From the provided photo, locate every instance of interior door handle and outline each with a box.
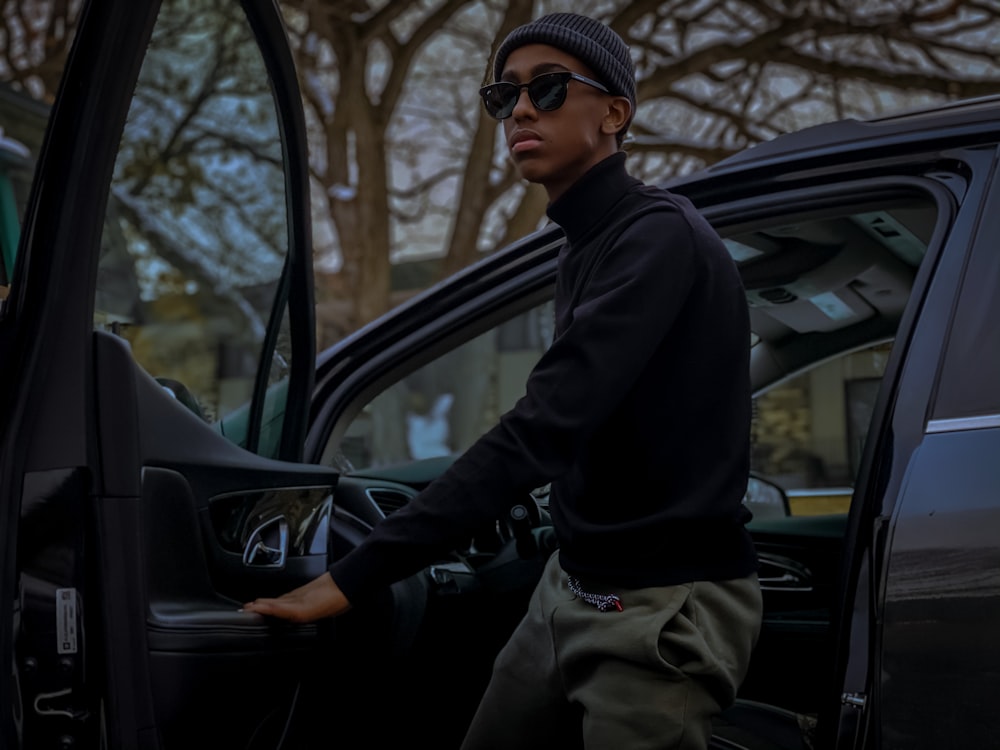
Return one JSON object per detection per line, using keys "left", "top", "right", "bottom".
{"left": 243, "top": 516, "right": 289, "bottom": 569}
{"left": 758, "top": 572, "right": 810, "bottom": 588}
{"left": 757, "top": 552, "right": 813, "bottom": 592}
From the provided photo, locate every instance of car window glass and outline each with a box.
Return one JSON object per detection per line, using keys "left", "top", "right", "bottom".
{"left": 0, "top": 130, "right": 31, "bottom": 298}
{"left": 931, "top": 178, "right": 1000, "bottom": 423}
{"left": 95, "top": 0, "right": 289, "bottom": 436}
{"left": 729, "top": 195, "right": 941, "bottom": 516}
{"left": 334, "top": 192, "right": 941, "bottom": 511}
{"left": 0, "top": 17, "right": 77, "bottom": 308}
{"left": 339, "top": 300, "right": 555, "bottom": 470}
{"left": 216, "top": 304, "right": 293, "bottom": 456}
{"left": 751, "top": 342, "right": 892, "bottom": 516}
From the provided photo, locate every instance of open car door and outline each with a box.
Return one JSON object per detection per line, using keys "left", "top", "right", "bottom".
{"left": 0, "top": 1, "right": 337, "bottom": 747}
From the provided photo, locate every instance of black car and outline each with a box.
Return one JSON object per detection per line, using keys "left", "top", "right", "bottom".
{"left": 2, "top": 1, "right": 999, "bottom": 748}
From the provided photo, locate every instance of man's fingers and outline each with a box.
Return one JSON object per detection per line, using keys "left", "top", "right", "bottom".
{"left": 242, "top": 599, "right": 281, "bottom": 615}
{"left": 241, "top": 573, "right": 350, "bottom": 623}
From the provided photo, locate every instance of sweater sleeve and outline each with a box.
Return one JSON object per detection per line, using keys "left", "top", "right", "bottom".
{"left": 329, "top": 208, "right": 699, "bottom": 603}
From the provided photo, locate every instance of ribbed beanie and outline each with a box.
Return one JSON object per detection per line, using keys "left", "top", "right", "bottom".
{"left": 492, "top": 13, "right": 636, "bottom": 119}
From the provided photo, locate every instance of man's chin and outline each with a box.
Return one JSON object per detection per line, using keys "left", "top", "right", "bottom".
{"left": 512, "top": 156, "right": 550, "bottom": 184}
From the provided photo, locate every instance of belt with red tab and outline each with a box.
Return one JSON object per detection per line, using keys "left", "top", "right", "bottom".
{"left": 567, "top": 575, "right": 623, "bottom": 612}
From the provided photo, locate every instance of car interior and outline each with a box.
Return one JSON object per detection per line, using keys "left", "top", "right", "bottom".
{"left": 295, "top": 188, "right": 945, "bottom": 748}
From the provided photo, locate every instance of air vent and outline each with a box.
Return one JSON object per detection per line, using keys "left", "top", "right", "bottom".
{"left": 759, "top": 287, "right": 798, "bottom": 304}
{"left": 365, "top": 488, "right": 412, "bottom": 516}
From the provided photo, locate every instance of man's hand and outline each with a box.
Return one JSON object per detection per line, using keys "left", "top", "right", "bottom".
{"left": 242, "top": 572, "right": 351, "bottom": 623}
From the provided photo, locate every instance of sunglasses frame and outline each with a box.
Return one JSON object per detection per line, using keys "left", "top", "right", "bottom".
{"left": 479, "top": 71, "right": 610, "bottom": 121}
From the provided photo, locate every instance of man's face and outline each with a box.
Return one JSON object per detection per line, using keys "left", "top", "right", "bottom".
{"left": 499, "top": 44, "right": 619, "bottom": 202}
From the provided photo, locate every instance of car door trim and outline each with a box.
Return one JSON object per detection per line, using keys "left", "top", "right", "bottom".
{"left": 926, "top": 413, "right": 1000, "bottom": 433}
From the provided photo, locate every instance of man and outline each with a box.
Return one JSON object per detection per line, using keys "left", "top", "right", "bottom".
{"left": 244, "top": 13, "right": 761, "bottom": 749}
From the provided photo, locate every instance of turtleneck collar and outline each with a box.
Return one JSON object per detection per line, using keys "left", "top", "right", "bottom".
{"left": 545, "top": 152, "right": 641, "bottom": 246}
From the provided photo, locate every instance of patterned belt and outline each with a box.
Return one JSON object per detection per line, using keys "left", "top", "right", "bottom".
{"left": 567, "top": 575, "right": 623, "bottom": 612}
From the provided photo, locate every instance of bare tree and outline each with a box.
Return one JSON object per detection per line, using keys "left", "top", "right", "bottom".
{"left": 277, "top": 0, "right": 1000, "bottom": 349}
{"left": 617, "top": 0, "right": 1000, "bottom": 178}
{"left": 0, "top": 0, "right": 81, "bottom": 100}
{"left": 0, "top": 0, "right": 297, "bottom": 419}
{"left": 278, "top": 0, "right": 519, "bottom": 343}
{"left": 2, "top": 0, "right": 1000, "bottom": 350}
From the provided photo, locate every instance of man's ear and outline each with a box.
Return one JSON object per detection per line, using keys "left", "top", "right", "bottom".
{"left": 601, "top": 97, "right": 632, "bottom": 137}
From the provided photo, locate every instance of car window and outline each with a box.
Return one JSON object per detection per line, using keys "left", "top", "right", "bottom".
{"left": 751, "top": 342, "right": 892, "bottom": 516}
{"left": 731, "top": 191, "right": 946, "bottom": 515}
{"left": 931, "top": 174, "right": 1000, "bottom": 425}
{"left": 340, "top": 300, "right": 555, "bottom": 470}
{"left": 95, "top": 0, "right": 290, "bottom": 434}
{"left": 0, "top": 130, "right": 30, "bottom": 298}
{"left": 0, "top": 23, "right": 76, "bottom": 307}
{"left": 331, "top": 191, "right": 942, "bottom": 512}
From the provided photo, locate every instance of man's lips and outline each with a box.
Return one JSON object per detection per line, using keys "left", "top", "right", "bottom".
{"left": 509, "top": 131, "right": 542, "bottom": 154}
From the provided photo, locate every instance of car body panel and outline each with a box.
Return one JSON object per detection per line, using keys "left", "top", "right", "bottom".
{"left": 880, "top": 429, "right": 1000, "bottom": 747}
{"left": 874, "top": 143, "right": 1000, "bottom": 747}
{"left": 823, "top": 145, "right": 1000, "bottom": 748}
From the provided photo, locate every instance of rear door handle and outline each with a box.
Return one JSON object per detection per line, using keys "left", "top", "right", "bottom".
{"left": 243, "top": 516, "right": 289, "bottom": 568}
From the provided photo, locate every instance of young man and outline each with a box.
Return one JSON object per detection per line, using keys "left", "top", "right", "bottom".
{"left": 244, "top": 12, "right": 761, "bottom": 749}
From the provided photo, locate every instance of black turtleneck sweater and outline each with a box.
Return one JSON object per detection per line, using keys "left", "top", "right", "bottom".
{"left": 329, "top": 152, "right": 757, "bottom": 602}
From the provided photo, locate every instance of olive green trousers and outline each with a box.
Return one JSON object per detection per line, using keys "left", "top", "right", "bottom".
{"left": 460, "top": 552, "right": 762, "bottom": 750}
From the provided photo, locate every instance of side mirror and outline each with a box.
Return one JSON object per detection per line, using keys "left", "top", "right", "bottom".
{"left": 744, "top": 474, "right": 791, "bottom": 519}
{"left": 156, "top": 377, "right": 207, "bottom": 421}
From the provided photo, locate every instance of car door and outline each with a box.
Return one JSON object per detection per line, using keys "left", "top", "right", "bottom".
{"left": 0, "top": 1, "right": 338, "bottom": 748}
{"left": 825, "top": 144, "right": 1000, "bottom": 749}
{"left": 847, "top": 144, "right": 1000, "bottom": 749}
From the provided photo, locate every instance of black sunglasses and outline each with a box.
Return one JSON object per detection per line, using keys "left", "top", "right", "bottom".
{"left": 479, "top": 71, "right": 610, "bottom": 120}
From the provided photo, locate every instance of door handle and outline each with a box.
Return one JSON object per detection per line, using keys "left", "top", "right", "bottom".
{"left": 757, "top": 552, "right": 813, "bottom": 592}
{"left": 242, "top": 516, "right": 289, "bottom": 568}
{"left": 758, "top": 571, "right": 810, "bottom": 588}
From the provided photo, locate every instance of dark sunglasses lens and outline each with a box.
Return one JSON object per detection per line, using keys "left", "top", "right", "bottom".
{"left": 482, "top": 83, "right": 517, "bottom": 119}
{"left": 480, "top": 73, "right": 571, "bottom": 119}
{"left": 529, "top": 75, "right": 568, "bottom": 111}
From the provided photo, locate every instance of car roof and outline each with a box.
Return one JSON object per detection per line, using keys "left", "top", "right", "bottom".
{"left": 663, "top": 94, "right": 1000, "bottom": 196}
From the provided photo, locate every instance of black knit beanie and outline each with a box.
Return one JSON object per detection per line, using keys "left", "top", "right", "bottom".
{"left": 492, "top": 13, "right": 636, "bottom": 119}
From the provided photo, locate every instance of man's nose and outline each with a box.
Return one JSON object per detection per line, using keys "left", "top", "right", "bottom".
{"left": 511, "top": 87, "right": 535, "bottom": 118}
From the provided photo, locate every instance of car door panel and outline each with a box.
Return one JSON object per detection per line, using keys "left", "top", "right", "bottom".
{"left": 15, "top": 468, "right": 92, "bottom": 746}
{"left": 95, "top": 331, "right": 336, "bottom": 595}
{"left": 142, "top": 467, "right": 331, "bottom": 630}
{"left": 873, "top": 151, "right": 1000, "bottom": 748}
{"left": 823, "top": 149, "right": 998, "bottom": 748}
{"left": 89, "top": 330, "right": 337, "bottom": 748}
{"left": 0, "top": 0, "right": 326, "bottom": 741}
{"left": 745, "top": 514, "right": 848, "bottom": 714}
{"left": 879, "top": 430, "right": 1000, "bottom": 748}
